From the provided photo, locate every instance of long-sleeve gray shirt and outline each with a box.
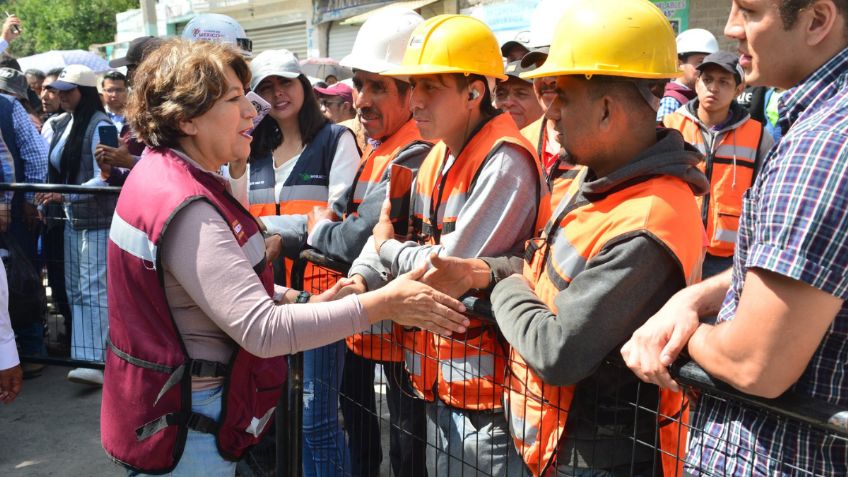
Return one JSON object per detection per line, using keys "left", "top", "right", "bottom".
{"left": 483, "top": 128, "right": 710, "bottom": 470}
{"left": 487, "top": 235, "right": 684, "bottom": 386}
{"left": 349, "top": 141, "right": 541, "bottom": 289}
{"left": 308, "top": 141, "right": 431, "bottom": 263}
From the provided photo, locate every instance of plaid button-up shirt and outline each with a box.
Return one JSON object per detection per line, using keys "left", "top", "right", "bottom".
{"left": 686, "top": 47, "right": 848, "bottom": 476}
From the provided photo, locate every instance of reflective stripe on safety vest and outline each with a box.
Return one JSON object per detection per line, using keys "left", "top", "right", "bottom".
{"left": 510, "top": 171, "right": 704, "bottom": 477}
{"left": 247, "top": 123, "right": 349, "bottom": 287}
{"left": 344, "top": 119, "right": 426, "bottom": 362}
{"left": 663, "top": 112, "right": 763, "bottom": 257}
{"left": 521, "top": 117, "right": 580, "bottom": 233}
{"left": 247, "top": 122, "right": 348, "bottom": 217}
{"left": 403, "top": 113, "right": 540, "bottom": 410}
{"left": 103, "top": 148, "right": 286, "bottom": 473}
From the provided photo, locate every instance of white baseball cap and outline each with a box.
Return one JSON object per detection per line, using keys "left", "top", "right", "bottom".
{"left": 249, "top": 49, "right": 301, "bottom": 91}
{"left": 47, "top": 64, "right": 98, "bottom": 90}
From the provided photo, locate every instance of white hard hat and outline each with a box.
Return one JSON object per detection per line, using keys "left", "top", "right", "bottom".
{"left": 528, "top": 0, "right": 578, "bottom": 49}
{"left": 182, "top": 13, "right": 252, "bottom": 57}
{"left": 676, "top": 28, "right": 719, "bottom": 57}
{"left": 339, "top": 7, "right": 424, "bottom": 74}
{"left": 519, "top": 0, "right": 578, "bottom": 68}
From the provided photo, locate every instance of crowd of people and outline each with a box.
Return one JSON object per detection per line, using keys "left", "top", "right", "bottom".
{"left": 0, "top": 0, "right": 847, "bottom": 476}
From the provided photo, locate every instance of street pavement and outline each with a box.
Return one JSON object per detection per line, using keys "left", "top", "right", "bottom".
{"left": 0, "top": 364, "right": 116, "bottom": 476}
{"left": 0, "top": 363, "right": 396, "bottom": 476}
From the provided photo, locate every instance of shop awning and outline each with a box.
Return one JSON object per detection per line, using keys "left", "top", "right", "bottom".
{"left": 340, "top": 0, "right": 439, "bottom": 25}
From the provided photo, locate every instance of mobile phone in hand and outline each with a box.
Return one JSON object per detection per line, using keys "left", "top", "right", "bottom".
{"left": 98, "top": 125, "right": 119, "bottom": 148}
{"left": 4, "top": 12, "right": 19, "bottom": 34}
{"left": 245, "top": 91, "right": 271, "bottom": 130}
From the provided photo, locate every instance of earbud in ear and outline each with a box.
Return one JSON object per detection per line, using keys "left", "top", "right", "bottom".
{"left": 469, "top": 89, "right": 480, "bottom": 100}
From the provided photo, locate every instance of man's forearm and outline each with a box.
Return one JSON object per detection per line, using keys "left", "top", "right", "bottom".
{"left": 692, "top": 266, "right": 733, "bottom": 318}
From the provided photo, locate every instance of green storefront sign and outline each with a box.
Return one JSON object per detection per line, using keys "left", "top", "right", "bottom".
{"left": 651, "top": 0, "right": 690, "bottom": 33}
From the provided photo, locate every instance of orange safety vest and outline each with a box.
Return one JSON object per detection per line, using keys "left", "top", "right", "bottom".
{"left": 344, "top": 119, "right": 428, "bottom": 362}
{"left": 521, "top": 117, "right": 580, "bottom": 224}
{"left": 663, "top": 112, "right": 763, "bottom": 257}
{"left": 510, "top": 170, "right": 704, "bottom": 477}
{"left": 398, "top": 113, "right": 540, "bottom": 410}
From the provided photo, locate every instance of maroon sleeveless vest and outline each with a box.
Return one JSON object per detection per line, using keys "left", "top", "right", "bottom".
{"left": 101, "top": 148, "right": 287, "bottom": 473}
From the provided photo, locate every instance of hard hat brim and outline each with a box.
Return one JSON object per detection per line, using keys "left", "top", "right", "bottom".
{"left": 339, "top": 54, "right": 398, "bottom": 76}
{"left": 382, "top": 63, "right": 507, "bottom": 81}
{"left": 522, "top": 64, "right": 681, "bottom": 80}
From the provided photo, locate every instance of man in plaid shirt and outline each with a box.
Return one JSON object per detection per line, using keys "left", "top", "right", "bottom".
{"left": 622, "top": 0, "right": 848, "bottom": 475}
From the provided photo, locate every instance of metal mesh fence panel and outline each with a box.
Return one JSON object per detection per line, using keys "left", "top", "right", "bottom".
{"left": 3, "top": 183, "right": 117, "bottom": 371}
{"left": 282, "top": 249, "right": 848, "bottom": 477}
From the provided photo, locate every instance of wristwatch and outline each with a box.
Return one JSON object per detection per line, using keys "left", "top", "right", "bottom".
{"left": 295, "top": 291, "right": 311, "bottom": 304}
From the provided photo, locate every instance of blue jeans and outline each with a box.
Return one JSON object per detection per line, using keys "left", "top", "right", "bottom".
{"left": 301, "top": 340, "right": 350, "bottom": 477}
{"left": 129, "top": 387, "right": 236, "bottom": 476}
{"left": 340, "top": 351, "right": 428, "bottom": 477}
{"left": 64, "top": 225, "right": 108, "bottom": 362}
{"left": 427, "top": 400, "right": 525, "bottom": 477}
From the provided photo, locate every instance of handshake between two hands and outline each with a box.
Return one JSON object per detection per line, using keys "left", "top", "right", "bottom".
{"left": 283, "top": 252, "right": 491, "bottom": 338}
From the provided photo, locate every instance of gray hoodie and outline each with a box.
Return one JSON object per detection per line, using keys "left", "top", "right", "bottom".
{"left": 486, "top": 129, "right": 708, "bottom": 471}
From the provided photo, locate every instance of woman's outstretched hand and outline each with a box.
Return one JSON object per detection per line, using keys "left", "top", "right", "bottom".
{"left": 360, "top": 262, "right": 469, "bottom": 337}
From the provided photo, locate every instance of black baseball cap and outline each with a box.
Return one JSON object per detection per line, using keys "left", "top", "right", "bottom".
{"left": 520, "top": 46, "right": 550, "bottom": 69}
{"left": 697, "top": 51, "right": 744, "bottom": 84}
{"left": 502, "top": 60, "right": 535, "bottom": 84}
{"left": 501, "top": 40, "right": 529, "bottom": 58}
{"left": 109, "top": 36, "right": 163, "bottom": 68}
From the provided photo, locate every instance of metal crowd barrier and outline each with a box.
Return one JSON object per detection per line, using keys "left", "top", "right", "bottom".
{"left": 281, "top": 249, "right": 848, "bottom": 477}
{"left": 0, "top": 182, "right": 120, "bottom": 371}
{"left": 8, "top": 177, "right": 842, "bottom": 477}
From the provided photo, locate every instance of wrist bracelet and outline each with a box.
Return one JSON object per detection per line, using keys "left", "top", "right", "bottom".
{"left": 483, "top": 266, "right": 497, "bottom": 295}
{"left": 295, "top": 290, "right": 311, "bottom": 304}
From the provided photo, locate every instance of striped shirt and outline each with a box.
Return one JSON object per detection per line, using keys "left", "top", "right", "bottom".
{"left": 0, "top": 130, "right": 14, "bottom": 204}
{"left": 686, "top": 47, "right": 848, "bottom": 476}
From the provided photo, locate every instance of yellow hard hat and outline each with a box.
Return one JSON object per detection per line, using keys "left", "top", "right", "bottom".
{"left": 382, "top": 14, "right": 507, "bottom": 80}
{"left": 523, "top": 0, "right": 680, "bottom": 80}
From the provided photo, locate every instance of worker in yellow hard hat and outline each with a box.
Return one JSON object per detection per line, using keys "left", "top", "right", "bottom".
{"left": 342, "top": 13, "right": 543, "bottom": 476}
{"left": 419, "top": 1, "right": 709, "bottom": 475}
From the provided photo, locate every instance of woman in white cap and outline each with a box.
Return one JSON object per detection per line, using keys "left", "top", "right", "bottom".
{"left": 226, "top": 49, "right": 359, "bottom": 477}
{"left": 35, "top": 64, "right": 118, "bottom": 385}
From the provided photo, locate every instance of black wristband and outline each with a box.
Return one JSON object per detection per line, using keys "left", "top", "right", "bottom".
{"left": 483, "top": 266, "right": 497, "bottom": 295}
{"left": 295, "top": 290, "right": 311, "bottom": 304}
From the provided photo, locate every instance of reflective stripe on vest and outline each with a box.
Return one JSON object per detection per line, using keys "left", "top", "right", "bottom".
{"left": 110, "top": 212, "right": 267, "bottom": 271}
{"left": 664, "top": 112, "right": 763, "bottom": 257}
{"left": 344, "top": 119, "right": 422, "bottom": 218}
{"left": 509, "top": 172, "right": 705, "bottom": 477}
{"left": 521, "top": 117, "right": 580, "bottom": 233}
{"left": 404, "top": 113, "right": 540, "bottom": 410}
{"left": 247, "top": 122, "right": 346, "bottom": 217}
{"left": 343, "top": 119, "right": 426, "bottom": 362}
{"left": 102, "top": 149, "right": 286, "bottom": 473}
